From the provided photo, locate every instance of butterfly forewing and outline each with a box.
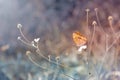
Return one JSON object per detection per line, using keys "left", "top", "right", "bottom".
{"left": 72, "top": 31, "right": 87, "bottom": 46}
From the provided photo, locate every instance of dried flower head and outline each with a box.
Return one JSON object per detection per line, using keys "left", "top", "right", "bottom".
{"left": 108, "top": 16, "right": 113, "bottom": 21}
{"left": 17, "top": 24, "right": 22, "bottom": 29}
{"left": 92, "top": 21, "right": 97, "bottom": 25}
{"left": 26, "top": 51, "right": 31, "bottom": 55}
{"left": 86, "top": 8, "right": 90, "bottom": 12}
{"left": 94, "top": 8, "right": 98, "bottom": 12}
{"left": 34, "top": 38, "right": 40, "bottom": 42}
{"left": 17, "top": 36, "right": 21, "bottom": 40}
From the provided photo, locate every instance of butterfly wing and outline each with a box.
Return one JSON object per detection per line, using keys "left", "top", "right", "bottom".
{"left": 72, "top": 31, "right": 87, "bottom": 46}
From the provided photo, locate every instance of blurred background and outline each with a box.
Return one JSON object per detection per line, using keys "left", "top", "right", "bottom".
{"left": 0, "top": 0, "right": 120, "bottom": 80}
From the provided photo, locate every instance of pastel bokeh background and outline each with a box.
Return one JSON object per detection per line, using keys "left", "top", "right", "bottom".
{"left": 0, "top": 0, "right": 120, "bottom": 80}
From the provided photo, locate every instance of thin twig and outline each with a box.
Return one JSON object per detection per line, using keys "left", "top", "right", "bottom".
{"left": 95, "top": 8, "right": 106, "bottom": 34}
{"left": 98, "top": 34, "right": 108, "bottom": 76}
{"left": 27, "top": 51, "right": 77, "bottom": 80}
{"left": 19, "top": 27, "right": 30, "bottom": 43}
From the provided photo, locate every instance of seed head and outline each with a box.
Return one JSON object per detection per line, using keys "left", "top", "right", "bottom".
{"left": 108, "top": 16, "right": 113, "bottom": 21}
{"left": 17, "top": 24, "right": 22, "bottom": 29}
{"left": 26, "top": 51, "right": 31, "bottom": 55}
{"left": 31, "top": 41, "right": 36, "bottom": 47}
{"left": 86, "top": 8, "right": 90, "bottom": 12}
{"left": 34, "top": 38, "right": 40, "bottom": 42}
{"left": 94, "top": 8, "right": 98, "bottom": 12}
{"left": 17, "top": 36, "right": 21, "bottom": 40}
{"left": 92, "top": 21, "right": 97, "bottom": 25}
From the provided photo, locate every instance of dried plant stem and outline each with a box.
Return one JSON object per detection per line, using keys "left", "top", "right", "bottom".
{"left": 19, "top": 30, "right": 72, "bottom": 71}
{"left": 109, "top": 21, "right": 115, "bottom": 33}
{"left": 85, "top": 9, "right": 99, "bottom": 80}
{"left": 105, "top": 71, "right": 120, "bottom": 79}
{"left": 28, "top": 73, "right": 32, "bottom": 80}
{"left": 17, "top": 25, "right": 77, "bottom": 80}
{"left": 18, "top": 37, "right": 33, "bottom": 47}
{"left": 26, "top": 52, "right": 78, "bottom": 80}
{"left": 88, "top": 21, "right": 96, "bottom": 56}
{"left": 90, "top": 21, "right": 99, "bottom": 80}
{"left": 86, "top": 21, "right": 99, "bottom": 80}
{"left": 19, "top": 27, "right": 30, "bottom": 43}
{"left": 36, "top": 48, "right": 69, "bottom": 69}
{"left": 85, "top": 9, "right": 92, "bottom": 78}
{"left": 108, "top": 16, "right": 115, "bottom": 34}
{"left": 107, "top": 34, "right": 120, "bottom": 51}
{"left": 98, "top": 34, "right": 108, "bottom": 77}
{"left": 18, "top": 27, "right": 62, "bottom": 67}
{"left": 86, "top": 9, "right": 90, "bottom": 28}
{"left": 89, "top": 21, "right": 96, "bottom": 53}
{"left": 108, "top": 33, "right": 120, "bottom": 70}
{"left": 113, "top": 32, "right": 120, "bottom": 70}
{"left": 26, "top": 52, "right": 47, "bottom": 70}
{"left": 63, "top": 74, "right": 77, "bottom": 80}
{"left": 95, "top": 8, "right": 106, "bottom": 34}
{"left": 99, "top": 32, "right": 120, "bottom": 75}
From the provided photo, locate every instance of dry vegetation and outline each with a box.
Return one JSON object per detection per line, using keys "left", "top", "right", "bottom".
{"left": 0, "top": 0, "right": 120, "bottom": 80}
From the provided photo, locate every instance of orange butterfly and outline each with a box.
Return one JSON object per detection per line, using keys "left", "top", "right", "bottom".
{"left": 72, "top": 31, "right": 87, "bottom": 47}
